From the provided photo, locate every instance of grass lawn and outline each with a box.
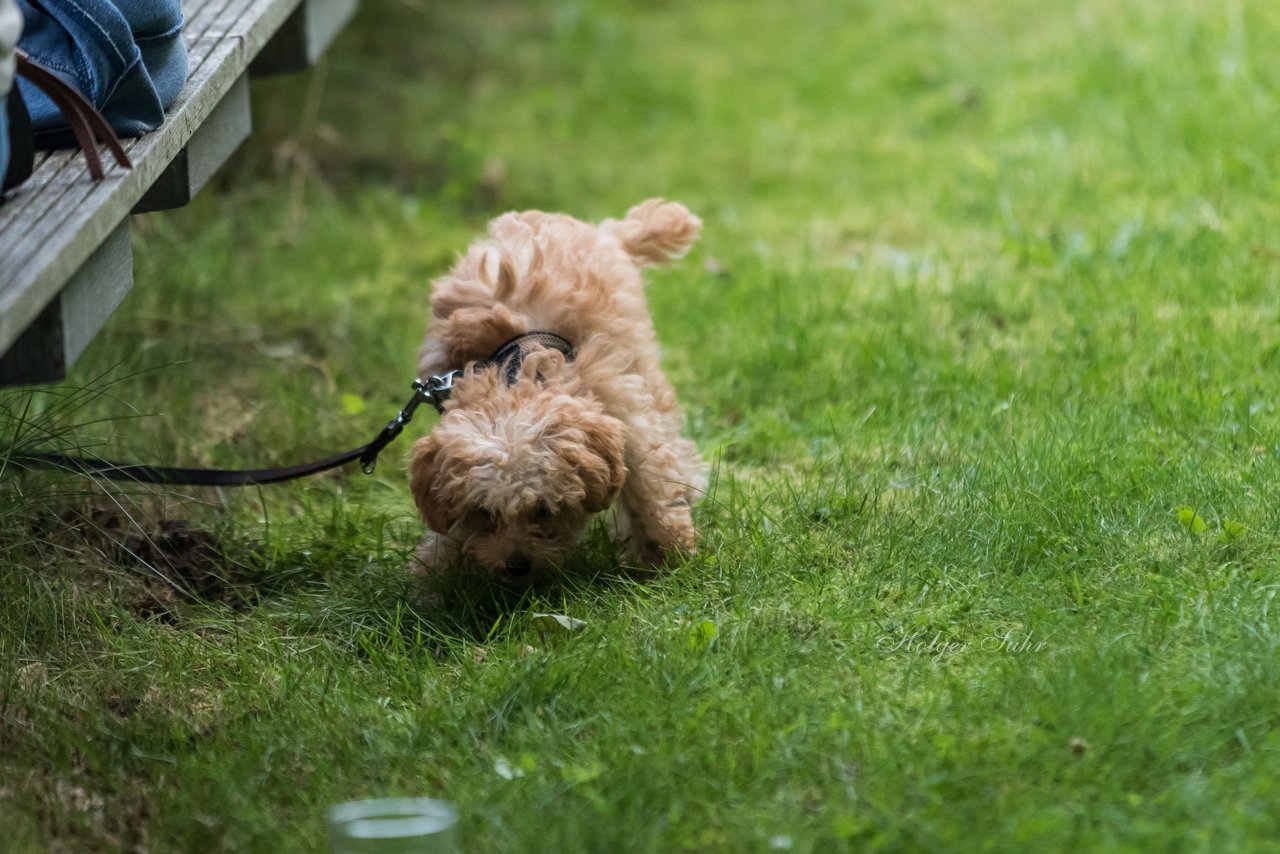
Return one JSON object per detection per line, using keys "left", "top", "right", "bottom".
{"left": 6, "top": 0, "right": 1280, "bottom": 849}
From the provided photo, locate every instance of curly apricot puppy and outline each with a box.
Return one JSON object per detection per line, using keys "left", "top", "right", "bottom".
{"left": 409, "top": 199, "right": 707, "bottom": 581}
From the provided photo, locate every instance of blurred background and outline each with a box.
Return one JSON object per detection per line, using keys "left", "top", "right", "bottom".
{"left": 8, "top": 1, "right": 1280, "bottom": 850}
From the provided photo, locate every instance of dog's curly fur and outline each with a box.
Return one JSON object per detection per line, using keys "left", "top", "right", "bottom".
{"left": 409, "top": 199, "right": 707, "bottom": 580}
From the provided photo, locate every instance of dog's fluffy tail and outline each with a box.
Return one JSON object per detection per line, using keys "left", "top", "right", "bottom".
{"left": 605, "top": 199, "right": 702, "bottom": 267}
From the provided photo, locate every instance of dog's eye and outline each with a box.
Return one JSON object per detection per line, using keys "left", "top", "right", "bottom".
{"left": 533, "top": 501, "right": 553, "bottom": 520}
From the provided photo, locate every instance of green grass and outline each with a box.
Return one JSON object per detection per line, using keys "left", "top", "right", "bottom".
{"left": 5, "top": 0, "right": 1280, "bottom": 849}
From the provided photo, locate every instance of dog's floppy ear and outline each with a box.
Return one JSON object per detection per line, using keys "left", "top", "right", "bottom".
{"left": 410, "top": 435, "right": 463, "bottom": 534}
{"left": 605, "top": 198, "right": 702, "bottom": 266}
{"left": 572, "top": 406, "right": 628, "bottom": 512}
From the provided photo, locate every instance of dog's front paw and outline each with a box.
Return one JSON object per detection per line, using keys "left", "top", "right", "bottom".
{"left": 409, "top": 531, "right": 460, "bottom": 576}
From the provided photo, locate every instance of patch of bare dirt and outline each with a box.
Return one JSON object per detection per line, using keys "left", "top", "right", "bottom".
{"left": 21, "top": 495, "right": 257, "bottom": 622}
{"left": 120, "top": 519, "right": 254, "bottom": 618}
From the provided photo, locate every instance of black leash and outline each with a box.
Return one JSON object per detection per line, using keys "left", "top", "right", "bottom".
{"left": 8, "top": 332, "right": 574, "bottom": 487}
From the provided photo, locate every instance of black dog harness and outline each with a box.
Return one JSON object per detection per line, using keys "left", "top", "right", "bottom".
{"left": 425, "top": 331, "right": 575, "bottom": 412}
{"left": 10, "top": 332, "right": 575, "bottom": 487}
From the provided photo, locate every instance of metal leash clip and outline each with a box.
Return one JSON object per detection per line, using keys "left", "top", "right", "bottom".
{"left": 421, "top": 370, "right": 462, "bottom": 408}
{"left": 359, "top": 372, "right": 461, "bottom": 474}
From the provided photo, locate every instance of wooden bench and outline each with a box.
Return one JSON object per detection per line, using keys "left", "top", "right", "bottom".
{"left": 0, "top": 0, "right": 358, "bottom": 386}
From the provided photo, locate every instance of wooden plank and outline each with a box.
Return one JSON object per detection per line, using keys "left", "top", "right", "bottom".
{"left": 251, "top": 0, "right": 358, "bottom": 76}
{"left": 0, "top": 221, "right": 133, "bottom": 386}
{"left": 0, "top": 0, "right": 309, "bottom": 360}
{"left": 134, "top": 73, "right": 252, "bottom": 213}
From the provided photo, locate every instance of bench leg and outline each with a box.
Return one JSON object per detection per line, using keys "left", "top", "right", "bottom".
{"left": 134, "top": 74, "right": 252, "bottom": 214}
{"left": 0, "top": 221, "right": 133, "bottom": 386}
{"left": 251, "top": 0, "right": 360, "bottom": 77}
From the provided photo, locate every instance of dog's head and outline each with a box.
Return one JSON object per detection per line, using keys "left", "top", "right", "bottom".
{"left": 409, "top": 352, "right": 627, "bottom": 581}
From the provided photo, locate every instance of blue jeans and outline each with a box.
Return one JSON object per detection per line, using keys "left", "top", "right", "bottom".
{"left": 16, "top": 0, "right": 186, "bottom": 139}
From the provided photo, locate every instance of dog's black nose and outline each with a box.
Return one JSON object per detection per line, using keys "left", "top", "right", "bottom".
{"left": 504, "top": 557, "right": 532, "bottom": 578}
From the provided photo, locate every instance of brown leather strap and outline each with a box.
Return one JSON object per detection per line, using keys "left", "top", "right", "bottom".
{"left": 14, "top": 48, "right": 132, "bottom": 180}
